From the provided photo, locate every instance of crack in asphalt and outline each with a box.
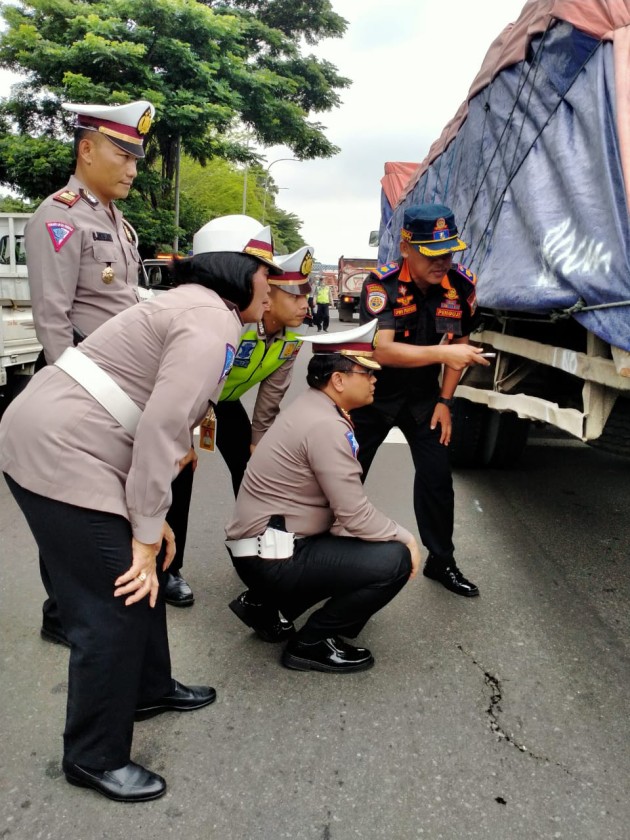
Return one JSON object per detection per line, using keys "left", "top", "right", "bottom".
{"left": 457, "top": 644, "right": 571, "bottom": 773}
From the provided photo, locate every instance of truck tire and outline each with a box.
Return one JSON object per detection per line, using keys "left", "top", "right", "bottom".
{"left": 338, "top": 305, "right": 354, "bottom": 323}
{"left": 449, "top": 398, "right": 489, "bottom": 468}
{"left": 589, "top": 397, "right": 630, "bottom": 459}
{"left": 481, "top": 410, "right": 530, "bottom": 468}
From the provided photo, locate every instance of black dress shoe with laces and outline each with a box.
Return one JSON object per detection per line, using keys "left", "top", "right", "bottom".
{"left": 135, "top": 679, "right": 216, "bottom": 721}
{"left": 63, "top": 760, "right": 166, "bottom": 802}
{"left": 229, "top": 590, "right": 295, "bottom": 643}
{"left": 423, "top": 555, "right": 479, "bottom": 597}
{"left": 163, "top": 572, "right": 194, "bottom": 607}
{"left": 40, "top": 620, "right": 70, "bottom": 648}
{"left": 282, "top": 636, "right": 375, "bottom": 673}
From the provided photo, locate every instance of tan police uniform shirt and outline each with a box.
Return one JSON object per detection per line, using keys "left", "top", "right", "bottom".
{"left": 0, "top": 285, "right": 241, "bottom": 544}
{"left": 225, "top": 387, "right": 413, "bottom": 544}
{"left": 250, "top": 347, "right": 296, "bottom": 445}
{"left": 25, "top": 174, "right": 141, "bottom": 364}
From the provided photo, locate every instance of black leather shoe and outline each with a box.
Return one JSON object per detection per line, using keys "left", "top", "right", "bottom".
{"left": 282, "top": 636, "right": 374, "bottom": 673}
{"left": 135, "top": 679, "right": 216, "bottom": 721}
{"left": 63, "top": 760, "right": 166, "bottom": 802}
{"left": 229, "top": 590, "right": 295, "bottom": 643}
{"left": 163, "top": 572, "right": 194, "bottom": 607}
{"left": 423, "top": 555, "right": 479, "bottom": 597}
{"left": 40, "top": 620, "right": 70, "bottom": 648}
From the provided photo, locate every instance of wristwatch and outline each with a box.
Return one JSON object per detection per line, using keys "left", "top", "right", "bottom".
{"left": 437, "top": 396, "right": 455, "bottom": 408}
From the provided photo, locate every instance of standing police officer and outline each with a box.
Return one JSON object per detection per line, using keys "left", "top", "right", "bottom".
{"left": 313, "top": 274, "right": 333, "bottom": 331}
{"left": 25, "top": 99, "right": 196, "bottom": 633}
{"left": 351, "top": 204, "right": 489, "bottom": 597}
{"left": 214, "top": 244, "right": 313, "bottom": 495}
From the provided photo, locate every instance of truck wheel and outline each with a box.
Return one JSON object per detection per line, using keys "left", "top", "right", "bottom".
{"left": 481, "top": 410, "right": 530, "bottom": 468}
{"left": 449, "top": 398, "right": 489, "bottom": 468}
{"left": 589, "top": 397, "right": 630, "bottom": 458}
{"left": 338, "top": 306, "right": 354, "bottom": 323}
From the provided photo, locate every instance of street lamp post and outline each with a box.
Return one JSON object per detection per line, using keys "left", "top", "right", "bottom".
{"left": 262, "top": 157, "right": 298, "bottom": 224}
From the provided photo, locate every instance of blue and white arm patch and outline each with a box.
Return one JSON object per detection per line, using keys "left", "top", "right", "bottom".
{"left": 345, "top": 429, "right": 359, "bottom": 458}
{"left": 220, "top": 344, "right": 236, "bottom": 381}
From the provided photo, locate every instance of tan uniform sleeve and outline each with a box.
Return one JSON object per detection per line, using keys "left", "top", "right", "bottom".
{"left": 307, "top": 417, "right": 412, "bottom": 544}
{"left": 25, "top": 204, "right": 82, "bottom": 364}
{"left": 126, "top": 307, "right": 239, "bottom": 543}
{"left": 250, "top": 357, "right": 296, "bottom": 444}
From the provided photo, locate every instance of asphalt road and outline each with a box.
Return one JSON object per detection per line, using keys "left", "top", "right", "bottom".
{"left": 1, "top": 310, "right": 629, "bottom": 840}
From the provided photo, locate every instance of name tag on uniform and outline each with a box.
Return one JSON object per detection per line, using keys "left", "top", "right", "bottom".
{"left": 199, "top": 407, "right": 217, "bottom": 453}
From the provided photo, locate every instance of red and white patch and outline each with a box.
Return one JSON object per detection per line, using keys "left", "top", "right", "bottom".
{"left": 46, "top": 222, "right": 75, "bottom": 253}
{"left": 367, "top": 290, "right": 387, "bottom": 314}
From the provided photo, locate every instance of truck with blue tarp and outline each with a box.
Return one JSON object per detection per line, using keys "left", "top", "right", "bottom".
{"left": 379, "top": 0, "right": 630, "bottom": 464}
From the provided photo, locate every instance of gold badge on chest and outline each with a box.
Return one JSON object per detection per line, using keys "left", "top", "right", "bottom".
{"left": 102, "top": 266, "right": 115, "bottom": 284}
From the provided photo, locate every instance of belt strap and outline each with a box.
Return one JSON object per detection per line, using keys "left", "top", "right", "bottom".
{"left": 54, "top": 347, "right": 142, "bottom": 436}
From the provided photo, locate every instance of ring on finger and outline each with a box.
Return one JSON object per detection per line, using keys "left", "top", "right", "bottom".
{"left": 137, "top": 571, "right": 147, "bottom": 582}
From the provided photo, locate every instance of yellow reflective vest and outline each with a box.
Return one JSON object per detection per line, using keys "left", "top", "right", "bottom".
{"left": 219, "top": 323, "right": 303, "bottom": 402}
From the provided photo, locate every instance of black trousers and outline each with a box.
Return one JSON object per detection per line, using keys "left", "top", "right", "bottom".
{"left": 215, "top": 399, "right": 251, "bottom": 496}
{"left": 6, "top": 475, "right": 172, "bottom": 769}
{"left": 40, "top": 461, "right": 195, "bottom": 627}
{"left": 315, "top": 303, "right": 330, "bottom": 331}
{"left": 351, "top": 403, "right": 455, "bottom": 561}
{"left": 232, "top": 534, "right": 411, "bottom": 641}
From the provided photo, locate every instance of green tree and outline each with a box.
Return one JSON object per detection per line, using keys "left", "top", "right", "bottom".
{"left": 0, "top": 0, "right": 348, "bottom": 251}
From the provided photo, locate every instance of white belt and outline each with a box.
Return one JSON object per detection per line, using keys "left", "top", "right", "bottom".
{"left": 54, "top": 347, "right": 142, "bottom": 437}
{"left": 226, "top": 528, "right": 295, "bottom": 559}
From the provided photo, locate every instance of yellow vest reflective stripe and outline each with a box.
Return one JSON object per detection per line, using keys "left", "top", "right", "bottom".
{"left": 315, "top": 286, "right": 331, "bottom": 303}
{"left": 219, "top": 326, "right": 303, "bottom": 402}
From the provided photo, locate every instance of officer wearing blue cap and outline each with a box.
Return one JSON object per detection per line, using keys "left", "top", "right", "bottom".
{"left": 351, "top": 204, "right": 490, "bottom": 597}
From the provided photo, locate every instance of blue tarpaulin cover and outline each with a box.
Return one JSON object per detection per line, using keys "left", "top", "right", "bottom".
{"left": 379, "top": 6, "right": 630, "bottom": 351}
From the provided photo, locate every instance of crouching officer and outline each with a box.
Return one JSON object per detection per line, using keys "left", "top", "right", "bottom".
{"left": 225, "top": 322, "right": 421, "bottom": 674}
{"left": 351, "top": 204, "right": 490, "bottom": 597}
{"left": 215, "top": 245, "right": 313, "bottom": 495}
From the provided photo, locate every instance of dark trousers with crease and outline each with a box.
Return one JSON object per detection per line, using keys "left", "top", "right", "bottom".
{"left": 215, "top": 399, "right": 252, "bottom": 497}
{"left": 351, "top": 402, "right": 455, "bottom": 562}
{"left": 5, "top": 474, "right": 172, "bottom": 769}
{"left": 232, "top": 534, "right": 411, "bottom": 641}
{"left": 40, "top": 462, "right": 194, "bottom": 629}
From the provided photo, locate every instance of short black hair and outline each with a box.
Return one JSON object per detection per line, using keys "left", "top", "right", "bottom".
{"left": 73, "top": 127, "right": 98, "bottom": 158}
{"left": 171, "top": 251, "right": 261, "bottom": 310}
{"left": 306, "top": 353, "right": 354, "bottom": 390}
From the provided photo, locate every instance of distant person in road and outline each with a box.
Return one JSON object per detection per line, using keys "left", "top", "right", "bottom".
{"left": 0, "top": 214, "right": 280, "bottom": 801}
{"left": 313, "top": 275, "right": 333, "bottom": 331}
{"left": 215, "top": 245, "right": 313, "bottom": 496}
{"left": 225, "top": 321, "right": 421, "bottom": 673}
{"left": 351, "top": 204, "right": 489, "bottom": 598}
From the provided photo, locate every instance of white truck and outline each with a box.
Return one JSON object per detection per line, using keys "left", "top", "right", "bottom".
{"left": 0, "top": 213, "right": 40, "bottom": 415}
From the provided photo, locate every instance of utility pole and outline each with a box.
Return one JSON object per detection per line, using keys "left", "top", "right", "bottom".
{"left": 173, "top": 135, "right": 181, "bottom": 254}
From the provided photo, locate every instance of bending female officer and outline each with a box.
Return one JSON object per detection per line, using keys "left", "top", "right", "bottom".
{"left": 0, "top": 214, "right": 280, "bottom": 803}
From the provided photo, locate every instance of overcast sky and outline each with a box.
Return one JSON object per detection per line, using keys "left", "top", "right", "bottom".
{"left": 265, "top": 0, "right": 529, "bottom": 263}
{"left": 0, "top": 0, "right": 528, "bottom": 263}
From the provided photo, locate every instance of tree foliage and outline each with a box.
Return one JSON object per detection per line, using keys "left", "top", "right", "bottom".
{"left": 0, "top": 0, "right": 348, "bottom": 252}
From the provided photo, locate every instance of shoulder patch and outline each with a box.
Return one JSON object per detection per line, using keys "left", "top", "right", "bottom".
{"left": 365, "top": 283, "right": 388, "bottom": 315}
{"left": 454, "top": 263, "right": 477, "bottom": 286}
{"left": 220, "top": 344, "right": 236, "bottom": 381}
{"left": 53, "top": 189, "right": 80, "bottom": 207}
{"left": 46, "top": 222, "right": 75, "bottom": 253}
{"left": 345, "top": 429, "right": 359, "bottom": 458}
{"left": 373, "top": 262, "right": 399, "bottom": 280}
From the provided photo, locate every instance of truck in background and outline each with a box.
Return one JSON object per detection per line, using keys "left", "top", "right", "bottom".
{"left": 379, "top": 1, "right": 630, "bottom": 466}
{"left": 336, "top": 256, "right": 378, "bottom": 322}
{"left": 0, "top": 213, "right": 40, "bottom": 415}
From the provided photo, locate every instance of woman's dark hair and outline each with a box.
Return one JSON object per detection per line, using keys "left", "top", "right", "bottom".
{"left": 171, "top": 251, "right": 262, "bottom": 311}
{"left": 306, "top": 353, "right": 354, "bottom": 390}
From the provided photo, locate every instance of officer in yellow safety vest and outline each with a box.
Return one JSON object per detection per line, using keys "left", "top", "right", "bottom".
{"left": 313, "top": 276, "right": 334, "bottom": 332}
{"left": 214, "top": 245, "right": 314, "bottom": 494}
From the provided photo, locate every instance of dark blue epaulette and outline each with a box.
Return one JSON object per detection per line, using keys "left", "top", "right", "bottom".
{"left": 372, "top": 262, "right": 399, "bottom": 280}
{"left": 453, "top": 263, "right": 477, "bottom": 286}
